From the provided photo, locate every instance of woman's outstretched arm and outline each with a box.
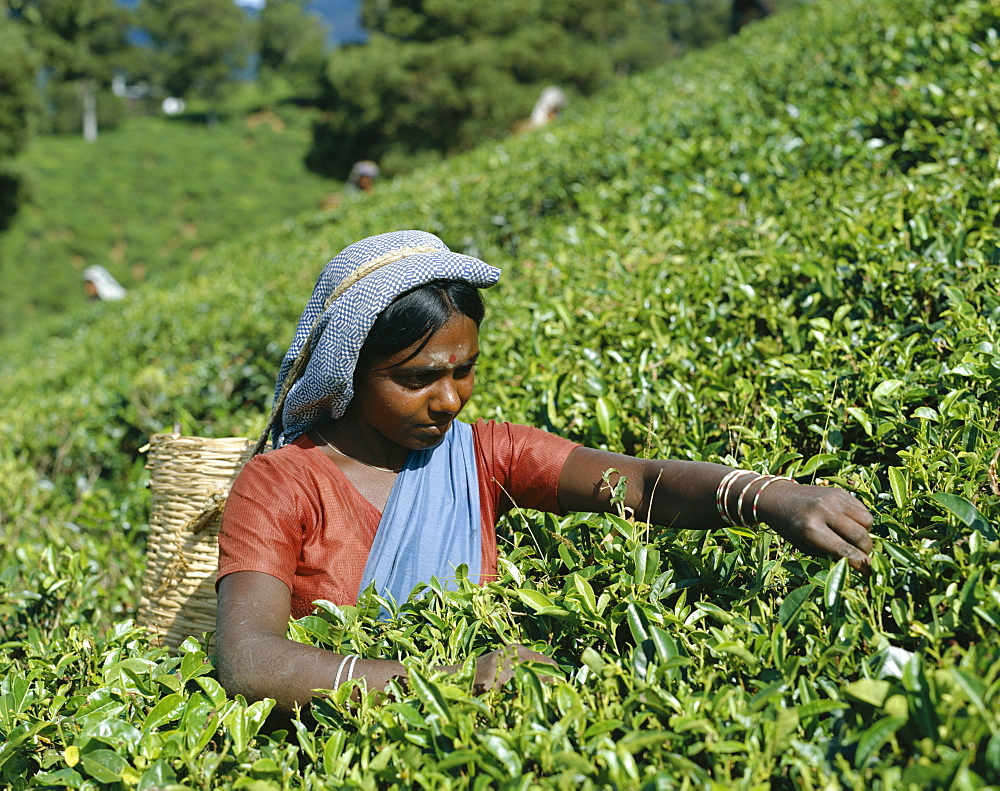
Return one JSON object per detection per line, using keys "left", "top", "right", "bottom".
{"left": 216, "top": 571, "right": 553, "bottom": 709}
{"left": 557, "top": 447, "right": 873, "bottom": 573}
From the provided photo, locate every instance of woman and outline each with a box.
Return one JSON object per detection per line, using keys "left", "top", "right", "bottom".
{"left": 216, "top": 230, "right": 873, "bottom": 710}
{"left": 82, "top": 265, "right": 127, "bottom": 302}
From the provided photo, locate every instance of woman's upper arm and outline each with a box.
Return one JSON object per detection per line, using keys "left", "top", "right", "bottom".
{"left": 216, "top": 570, "right": 292, "bottom": 642}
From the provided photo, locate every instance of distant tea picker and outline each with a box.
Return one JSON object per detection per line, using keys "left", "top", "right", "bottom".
{"left": 215, "top": 230, "right": 873, "bottom": 710}
{"left": 347, "top": 160, "right": 379, "bottom": 193}
{"left": 82, "top": 265, "right": 127, "bottom": 302}
{"left": 513, "top": 86, "right": 568, "bottom": 133}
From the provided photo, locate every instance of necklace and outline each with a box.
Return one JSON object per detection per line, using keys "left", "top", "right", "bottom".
{"left": 313, "top": 425, "right": 402, "bottom": 474}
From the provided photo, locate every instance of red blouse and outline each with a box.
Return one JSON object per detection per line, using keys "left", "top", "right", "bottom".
{"left": 217, "top": 419, "right": 578, "bottom": 618}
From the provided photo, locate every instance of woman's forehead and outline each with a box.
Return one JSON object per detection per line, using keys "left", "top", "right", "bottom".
{"left": 379, "top": 315, "right": 479, "bottom": 370}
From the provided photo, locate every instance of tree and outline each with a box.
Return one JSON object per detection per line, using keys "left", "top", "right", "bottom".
{"left": 139, "top": 0, "right": 253, "bottom": 121}
{"left": 0, "top": 15, "right": 38, "bottom": 229}
{"left": 307, "top": 0, "right": 678, "bottom": 178}
{"left": 9, "top": 0, "right": 131, "bottom": 142}
{"left": 731, "top": 0, "right": 774, "bottom": 34}
{"left": 258, "top": 0, "right": 328, "bottom": 101}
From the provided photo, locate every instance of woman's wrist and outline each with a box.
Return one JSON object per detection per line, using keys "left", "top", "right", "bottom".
{"left": 746, "top": 477, "right": 801, "bottom": 527}
{"left": 715, "top": 470, "right": 797, "bottom": 527}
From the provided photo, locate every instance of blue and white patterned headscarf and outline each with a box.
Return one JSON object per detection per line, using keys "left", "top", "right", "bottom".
{"left": 271, "top": 230, "right": 501, "bottom": 447}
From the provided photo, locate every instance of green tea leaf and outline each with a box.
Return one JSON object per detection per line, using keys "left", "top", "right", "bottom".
{"left": 571, "top": 574, "right": 598, "bottom": 615}
{"left": 778, "top": 584, "right": 815, "bottom": 629}
{"left": 713, "top": 641, "right": 758, "bottom": 666}
{"left": 949, "top": 667, "right": 987, "bottom": 713}
{"left": 843, "top": 679, "right": 891, "bottom": 707}
{"left": 480, "top": 733, "right": 522, "bottom": 776}
{"left": 929, "top": 493, "right": 996, "bottom": 537}
{"left": 595, "top": 396, "right": 614, "bottom": 438}
{"left": 79, "top": 749, "right": 129, "bottom": 783}
{"left": 323, "top": 732, "right": 347, "bottom": 777}
{"left": 887, "top": 467, "right": 908, "bottom": 509}
{"left": 580, "top": 647, "right": 607, "bottom": 674}
{"left": 824, "top": 558, "right": 849, "bottom": 611}
{"left": 855, "top": 716, "right": 905, "bottom": 767}
{"left": 142, "top": 694, "right": 184, "bottom": 733}
{"left": 626, "top": 603, "right": 651, "bottom": 643}
{"left": 409, "top": 670, "right": 451, "bottom": 721}
{"left": 873, "top": 379, "right": 904, "bottom": 402}
{"left": 516, "top": 588, "right": 569, "bottom": 615}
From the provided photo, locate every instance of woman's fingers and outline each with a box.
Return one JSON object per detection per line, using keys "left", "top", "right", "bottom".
{"left": 823, "top": 523, "right": 873, "bottom": 573}
{"left": 473, "top": 645, "right": 557, "bottom": 693}
{"left": 761, "top": 483, "right": 875, "bottom": 572}
{"left": 799, "top": 506, "right": 874, "bottom": 572}
{"left": 843, "top": 495, "right": 875, "bottom": 531}
{"left": 779, "top": 516, "right": 872, "bottom": 574}
{"left": 828, "top": 507, "right": 874, "bottom": 555}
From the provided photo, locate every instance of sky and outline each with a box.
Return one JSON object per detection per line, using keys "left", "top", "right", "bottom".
{"left": 235, "top": 0, "right": 368, "bottom": 46}
{"left": 307, "top": 0, "right": 367, "bottom": 45}
{"left": 119, "top": 0, "right": 367, "bottom": 46}
{"left": 228, "top": 0, "right": 369, "bottom": 45}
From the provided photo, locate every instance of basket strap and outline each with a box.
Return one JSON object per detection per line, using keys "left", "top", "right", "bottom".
{"left": 250, "top": 245, "right": 440, "bottom": 457}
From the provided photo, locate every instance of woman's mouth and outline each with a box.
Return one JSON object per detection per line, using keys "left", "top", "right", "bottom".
{"left": 421, "top": 419, "right": 453, "bottom": 435}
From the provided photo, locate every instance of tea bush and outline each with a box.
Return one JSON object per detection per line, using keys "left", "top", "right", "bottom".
{"left": 2, "top": 0, "right": 999, "bottom": 787}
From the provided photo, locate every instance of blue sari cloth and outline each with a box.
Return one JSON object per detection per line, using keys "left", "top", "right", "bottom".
{"left": 358, "top": 420, "right": 481, "bottom": 610}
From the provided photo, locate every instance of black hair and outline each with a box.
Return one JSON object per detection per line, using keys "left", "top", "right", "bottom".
{"left": 355, "top": 280, "right": 485, "bottom": 375}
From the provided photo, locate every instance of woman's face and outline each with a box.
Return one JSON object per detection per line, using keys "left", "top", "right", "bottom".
{"left": 348, "top": 313, "right": 479, "bottom": 451}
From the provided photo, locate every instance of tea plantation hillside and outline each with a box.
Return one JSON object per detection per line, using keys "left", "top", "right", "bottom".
{"left": 2, "top": 0, "right": 999, "bottom": 787}
{"left": 0, "top": 108, "right": 334, "bottom": 336}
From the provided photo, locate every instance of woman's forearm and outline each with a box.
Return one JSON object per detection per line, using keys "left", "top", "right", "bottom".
{"left": 558, "top": 447, "right": 872, "bottom": 571}
{"left": 627, "top": 459, "right": 735, "bottom": 530}
{"left": 215, "top": 631, "right": 558, "bottom": 709}
{"left": 216, "top": 629, "right": 406, "bottom": 710}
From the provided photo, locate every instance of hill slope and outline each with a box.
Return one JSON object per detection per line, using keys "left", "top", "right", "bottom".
{"left": 2, "top": 0, "right": 999, "bottom": 787}
{"left": 0, "top": 109, "right": 334, "bottom": 335}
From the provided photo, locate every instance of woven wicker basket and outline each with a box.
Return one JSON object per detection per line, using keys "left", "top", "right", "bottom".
{"left": 137, "top": 433, "right": 255, "bottom": 650}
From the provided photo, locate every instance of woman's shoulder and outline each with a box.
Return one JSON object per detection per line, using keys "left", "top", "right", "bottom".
{"left": 236, "top": 434, "right": 328, "bottom": 482}
{"left": 470, "top": 419, "right": 580, "bottom": 454}
{"left": 469, "top": 419, "right": 579, "bottom": 509}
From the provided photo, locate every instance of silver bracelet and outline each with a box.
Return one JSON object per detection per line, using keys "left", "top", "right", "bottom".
{"left": 736, "top": 474, "right": 772, "bottom": 526}
{"left": 345, "top": 655, "right": 359, "bottom": 685}
{"left": 333, "top": 654, "right": 351, "bottom": 689}
{"left": 717, "top": 469, "right": 754, "bottom": 525}
{"left": 751, "top": 476, "right": 794, "bottom": 524}
{"left": 724, "top": 471, "right": 759, "bottom": 526}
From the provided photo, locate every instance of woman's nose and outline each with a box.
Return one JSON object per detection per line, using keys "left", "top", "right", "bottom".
{"left": 430, "top": 378, "right": 462, "bottom": 415}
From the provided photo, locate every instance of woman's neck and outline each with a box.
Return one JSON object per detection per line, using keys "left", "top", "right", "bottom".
{"left": 314, "top": 418, "right": 409, "bottom": 473}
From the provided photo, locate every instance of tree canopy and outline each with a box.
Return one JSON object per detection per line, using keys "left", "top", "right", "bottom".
{"left": 8, "top": 0, "right": 131, "bottom": 140}
{"left": 10, "top": 0, "right": 130, "bottom": 82}
{"left": 258, "top": 0, "right": 329, "bottom": 101}
{"left": 0, "top": 16, "right": 38, "bottom": 229}
{"left": 307, "top": 0, "right": 680, "bottom": 178}
{"left": 138, "top": 0, "right": 252, "bottom": 111}
{"left": 0, "top": 17, "right": 37, "bottom": 160}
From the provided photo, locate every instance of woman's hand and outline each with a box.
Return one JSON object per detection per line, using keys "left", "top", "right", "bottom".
{"left": 754, "top": 480, "right": 874, "bottom": 573}
{"left": 472, "top": 644, "right": 559, "bottom": 694}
